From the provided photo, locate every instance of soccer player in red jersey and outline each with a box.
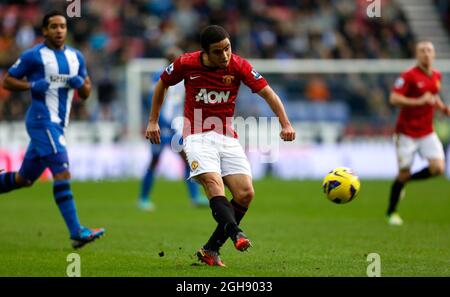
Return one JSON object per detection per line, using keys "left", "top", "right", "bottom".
{"left": 387, "top": 41, "right": 450, "bottom": 225}
{"left": 146, "top": 25, "right": 295, "bottom": 266}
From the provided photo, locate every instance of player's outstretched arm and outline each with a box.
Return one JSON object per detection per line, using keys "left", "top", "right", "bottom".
{"left": 389, "top": 91, "right": 435, "bottom": 107}
{"left": 145, "top": 79, "right": 169, "bottom": 144}
{"left": 2, "top": 73, "right": 33, "bottom": 91}
{"left": 257, "top": 85, "right": 296, "bottom": 142}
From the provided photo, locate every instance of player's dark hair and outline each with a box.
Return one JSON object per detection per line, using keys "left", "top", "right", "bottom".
{"left": 200, "top": 25, "right": 230, "bottom": 53}
{"left": 42, "top": 11, "right": 66, "bottom": 28}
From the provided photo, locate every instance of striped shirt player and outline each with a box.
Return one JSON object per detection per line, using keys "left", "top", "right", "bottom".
{"left": 1, "top": 11, "right": 104, "bottom": 248}
{"left": 9, "top": 43, "right": 85, "bottom": 156}
{"left": 386, "top": 41, "right": 450, "bottom": 226}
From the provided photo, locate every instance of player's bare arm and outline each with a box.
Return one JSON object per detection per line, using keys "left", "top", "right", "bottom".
{"left": 145, "top": 78, "right": 169, "bottom": 144}
{"left": 433, "top": 94, "right": 450, "bottom": 116}
{"left": 389, "top": 91, "right": 435, "bottom": 107}
{"left": 77, "top": 76, "right": 92, "bottom": 100}
{"left": 2, "top": 73, "right": 33, "bottom": 91}
{"left": 257, "top": 85, "right": 296, "bottom": 141}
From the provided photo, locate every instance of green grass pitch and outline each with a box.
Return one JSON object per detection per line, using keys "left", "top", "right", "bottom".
{"left": 0, "top": 178, "right": 449, "bottom": 276}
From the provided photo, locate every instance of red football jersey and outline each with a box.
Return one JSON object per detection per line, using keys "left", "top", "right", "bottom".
{"left": 160, "top": 51, "right": 268, "bottom": 138}
{"left": 392, "top": 66, "right": 442, "bottom": 138}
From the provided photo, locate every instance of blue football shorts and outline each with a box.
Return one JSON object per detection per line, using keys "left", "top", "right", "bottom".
{"left": 18, "top": 123, "right": 70, "bottom": 182}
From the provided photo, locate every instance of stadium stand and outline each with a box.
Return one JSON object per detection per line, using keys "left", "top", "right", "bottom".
{"left": 0, "top": 0, "right": 447, "bottom": 139}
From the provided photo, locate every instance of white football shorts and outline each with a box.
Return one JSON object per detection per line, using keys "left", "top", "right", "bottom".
{"left": 183, "top": 131, "right": 252, "bottom": 180}
{"left": 394, "top": 132, "right": 445, "bottom": 169}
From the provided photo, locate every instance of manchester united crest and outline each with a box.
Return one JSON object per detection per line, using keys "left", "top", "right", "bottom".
{"left": 222, "top": 75, "right": 234, "bottom": 85}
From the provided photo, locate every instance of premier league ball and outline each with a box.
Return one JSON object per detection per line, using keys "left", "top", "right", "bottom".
{"left": 322, "top": 167, "right": 361, "bottom": 204}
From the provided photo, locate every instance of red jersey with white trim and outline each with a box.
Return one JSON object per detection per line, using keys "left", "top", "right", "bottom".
{"left": 160, "top": 51, "right": 268, "bottom": 138}
{"left": 392, "top": 66, "right": 442, "bottom": 138}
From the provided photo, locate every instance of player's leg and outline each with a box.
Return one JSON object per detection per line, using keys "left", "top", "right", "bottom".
{"left": 0, "top": 170, "right": 28, "bottom": 194}
{"left": 195, "top": 172, "right": 230, "bottom": 267}
{"left": 411, "top": 132, "right": 446, "bottom": 180}
{"left": 138, "top": 143, "right": 162, "bottom": 210}
{"left": 387, "top": 168, "right": 409, "bottom": 222}
{"left": 427, "top": 158, "right": 445, "bottom": 176}
{"left": 203, "top": 135, "right": 254, "bottom": 252}
{"left": 204, "top": 174, "right": 254, "bottom": 252}
{"left": 0, "top": 145, "right": 45, "bottom": 193}
{"left": 195, "top": 172, "right": 243, "bottom": 266}
{"left": 407, "top": 159, "right": 445, "bottom": 182}
{"left": 0, "top": 170, "right": 23, "bottom": 193}
{"left": 224, "top": 174, "right": 254, "bottom": 251}
{"left": 178, "top": 149, "right": 208, "bottom": 207}
{"left": 196, "top": 172, "right": 242, "bottom": 239}
{"left": 45, "top": 152, "right": 104, "bottom": 248}
{"left": 184, "top": 132, "right": 238, "bottom": 266}
{"left": 223, "top": 174, "right": 254, "bottom": 210}
{"left": 387, "top": 134, "right": 416, "bottom": 225}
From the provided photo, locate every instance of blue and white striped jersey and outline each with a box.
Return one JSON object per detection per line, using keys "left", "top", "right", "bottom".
{"left": 8, "top": 43, "right": 88, "bottom": 128}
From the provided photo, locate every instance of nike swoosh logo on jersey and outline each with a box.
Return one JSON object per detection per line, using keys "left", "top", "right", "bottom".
{"left": 190, "top": 75, "right": 201, "bottom": 80}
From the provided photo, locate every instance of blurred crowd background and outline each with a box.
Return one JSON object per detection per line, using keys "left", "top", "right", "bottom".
{"left": 0, "top": 0, "right": 449, "bottom": 141}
